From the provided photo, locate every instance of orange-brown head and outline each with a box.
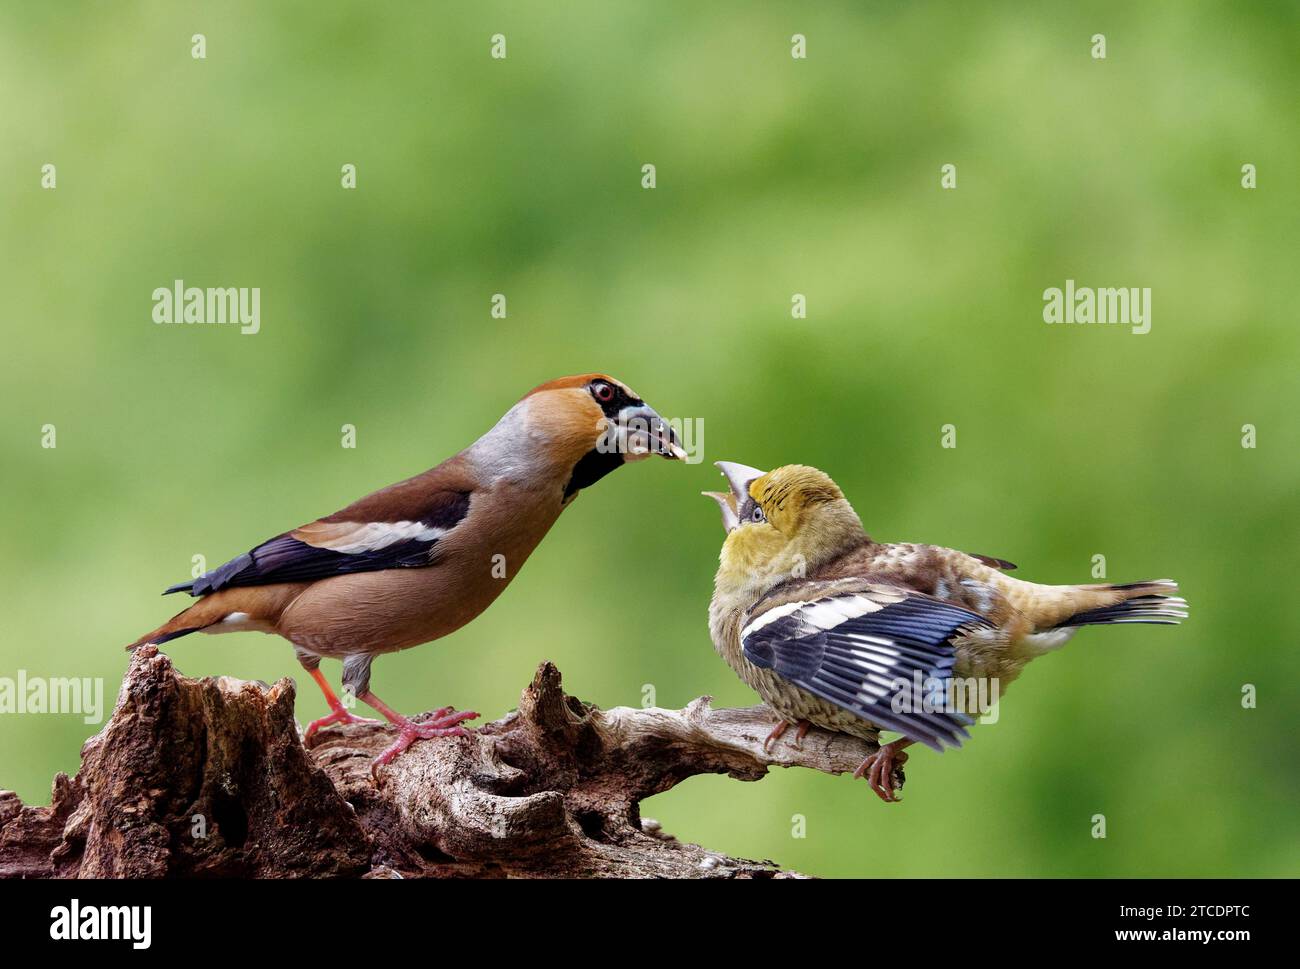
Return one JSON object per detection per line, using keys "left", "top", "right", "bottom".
{"left": 476, "top": 373, "right": 685, "bottom": 501}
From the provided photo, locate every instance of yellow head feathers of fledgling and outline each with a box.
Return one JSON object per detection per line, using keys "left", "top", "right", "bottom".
{"left": 751, "top": 465, "right": 867, "bottom": 561}
{"left": 716, "top": 464, "right": 868, "bottom": 600}
{"left": 749, "top": 465, "right": 848, "bottom": 533}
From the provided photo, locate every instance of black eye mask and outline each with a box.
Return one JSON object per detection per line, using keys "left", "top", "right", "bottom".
{"left": 589, "top": 381, "right": 641, "bottom": 419}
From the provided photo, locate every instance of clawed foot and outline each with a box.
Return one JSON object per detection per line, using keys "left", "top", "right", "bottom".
{"left": 370, "top": 707, "right": 479, "bottom": 776}
{"left": 854, "top": 741, "right": 909, "bottom": 803}
{"left": 304, "top": 707, "right": 382, "bottom": 740}
{"left": 792, "top": 720, "right": 811, "bottom": 749}
{"left": 763, "top": 719, "right": 813, "bottom": 753}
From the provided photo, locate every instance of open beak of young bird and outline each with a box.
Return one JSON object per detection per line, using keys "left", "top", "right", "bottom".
{"left": 610, "top": 404, "right": 688, "bottom": 462}
{"left": 701, "top": 491, "right": 739, "bottom": 532}
{"left": 703, "top": 461, "right": 768, "bottom": 532}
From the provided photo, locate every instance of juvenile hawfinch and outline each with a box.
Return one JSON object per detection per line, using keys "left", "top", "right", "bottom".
{"left": 705, "top": 462, "right": 1186, "bottom": 802}
{"left": 129, "top": 374, "right": 685, "bottom": 769}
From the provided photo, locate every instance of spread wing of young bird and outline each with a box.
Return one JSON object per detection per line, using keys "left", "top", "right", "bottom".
{"left": 706, "top": 461, "right": 1186, "bottom": 802}
{"left": 741, "top": 585, "right": 992, "bottom": 752}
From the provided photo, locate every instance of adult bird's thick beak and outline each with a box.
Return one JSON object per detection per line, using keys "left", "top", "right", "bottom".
{"left": 701, "top": 491, "right": 739, "bottom": 533}
{"left": 614, "top": 404, "right": 687, "bottom": 461}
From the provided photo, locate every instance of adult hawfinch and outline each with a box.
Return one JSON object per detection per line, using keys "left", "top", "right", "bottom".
{"left": 129, "top": 374, "right": 685, "bottom": 769}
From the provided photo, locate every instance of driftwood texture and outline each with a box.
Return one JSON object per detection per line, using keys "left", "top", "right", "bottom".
{"left": 0, "top": 645, "right": 889, "bottom": 878}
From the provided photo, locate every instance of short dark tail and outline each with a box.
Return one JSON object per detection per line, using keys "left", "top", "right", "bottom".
{"left": 1058, "top": 580, "right": 1187, "bottom": 628}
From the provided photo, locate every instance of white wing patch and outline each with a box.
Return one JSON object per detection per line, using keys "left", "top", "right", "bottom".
{"left": 744, "top": 595, "right": 918, "bottom": 708}
{"left": 315, "top": 521, "right": 449, "bottom": 554}
{"left": 741, "top": 593, "right": 887, "bottom": 641}
{"left": 741, "top": 600, "right": 811, "bottom": 636}
{"left": 740, "top": 590, "right": 988, "bottom": 752}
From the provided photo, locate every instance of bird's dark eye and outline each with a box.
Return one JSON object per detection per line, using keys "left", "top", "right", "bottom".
{"left": 751, "top": 506, "right": 765, "bottom": 523}
{"left": 591, "top": 381, "right": 615, "bottom": 403}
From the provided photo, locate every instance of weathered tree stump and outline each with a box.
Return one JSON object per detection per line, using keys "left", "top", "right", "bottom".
{"left": 0, "top": 646, "right": 885, "bottom": 878}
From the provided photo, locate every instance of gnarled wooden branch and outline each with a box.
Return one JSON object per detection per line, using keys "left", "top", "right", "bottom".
{"left": 0, "top": 646, "right": 886, "bottom": 878}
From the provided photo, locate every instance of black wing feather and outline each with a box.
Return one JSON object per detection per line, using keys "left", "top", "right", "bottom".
{"left": 165, "top": 533, "right": 441, "bottom": 596}
{"left": 163, "top": 491, "right": 472, "bottom": 596}
{"left": 742, "top": 593, "right": 991, "bottom": 752}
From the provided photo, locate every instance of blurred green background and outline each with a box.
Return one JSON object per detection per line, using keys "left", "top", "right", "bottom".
{"left": 2, "top": 1, "right": 1297, "bottom": 877}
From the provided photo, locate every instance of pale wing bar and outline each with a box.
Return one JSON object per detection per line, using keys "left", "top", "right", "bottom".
{"left": 742, "top": 593, "right": 992, "bottom": 752}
